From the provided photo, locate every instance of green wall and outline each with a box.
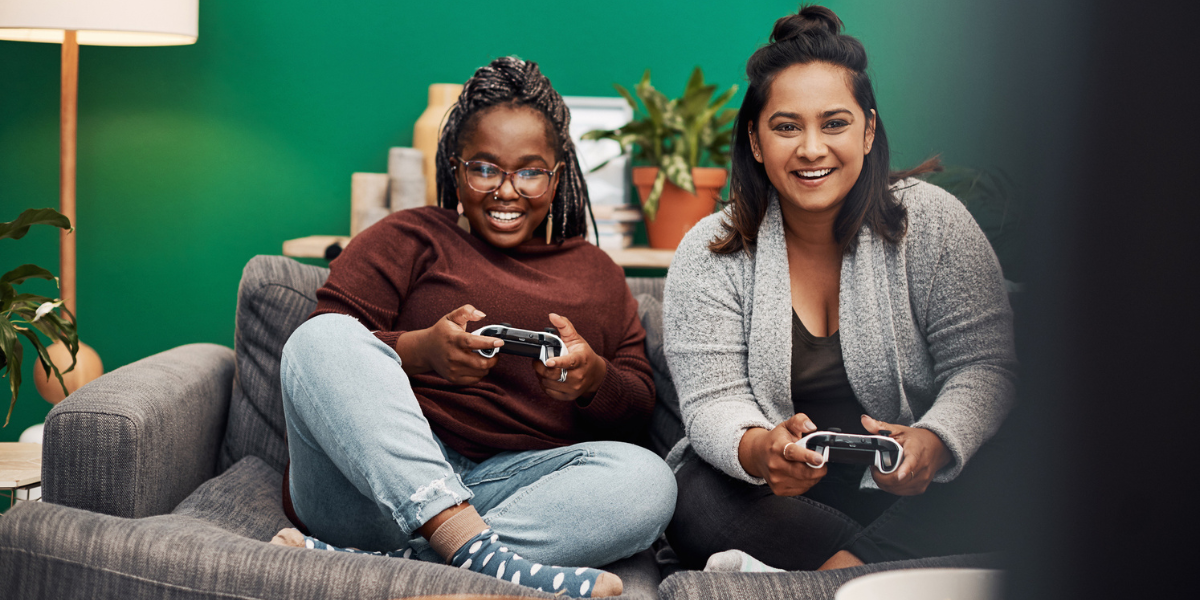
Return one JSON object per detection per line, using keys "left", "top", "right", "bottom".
{"left": 0, "top": 1, "right": 1017, "bottom": 440}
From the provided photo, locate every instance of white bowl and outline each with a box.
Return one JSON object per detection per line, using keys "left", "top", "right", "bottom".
{"left": 835, "top": 568, "right": 1003, "bottom": 600}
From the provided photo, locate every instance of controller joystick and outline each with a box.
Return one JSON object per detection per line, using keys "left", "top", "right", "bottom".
{"left": 827, "top": 427, "right": 842, "bottom": 433}
{"left": 471, "top": 323, "right": 567, "bottom": 366}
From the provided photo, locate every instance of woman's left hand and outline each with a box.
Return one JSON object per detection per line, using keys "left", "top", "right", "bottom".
{"left": 533, "top": 313, "right": 607, "bottom": 403}
{"left": 861, "top": 414, "right": 952, "bottom": 496}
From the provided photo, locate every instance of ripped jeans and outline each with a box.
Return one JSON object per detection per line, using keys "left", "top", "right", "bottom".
{"left": 280, "top": 313, "right": 676, "bottom": 567}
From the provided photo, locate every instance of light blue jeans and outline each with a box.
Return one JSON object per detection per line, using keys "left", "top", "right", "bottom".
{"left": 280, "top": 313, "right": 677, "bottom": 567}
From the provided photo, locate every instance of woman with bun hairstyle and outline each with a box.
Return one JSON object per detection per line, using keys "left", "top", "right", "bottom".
{"left": 663, "top": 6, "right": 1016, "bottom": 571}
{"left": 269, "top": 56, "right": 676, "bottom": 597}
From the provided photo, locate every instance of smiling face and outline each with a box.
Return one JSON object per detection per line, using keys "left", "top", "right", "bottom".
{"left": 750, "top": 61, "right": 875, "bottom": 218}
{"left": 455, "top": 105, "right": 561, "bottom": 248}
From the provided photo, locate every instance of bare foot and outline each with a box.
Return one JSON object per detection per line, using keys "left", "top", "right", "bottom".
{"left": 817, "top": 550, "right": 865, "bottom": 570}
{"left": 270, "top": 528, "right": 306, "bottom": 547}
{"left": 592, "top": 572, "right": 624, "bottom": 597}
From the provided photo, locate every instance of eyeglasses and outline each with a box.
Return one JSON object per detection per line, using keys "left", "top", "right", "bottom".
{"left": 454, "top": 158, "right": 561, "bottom": 199}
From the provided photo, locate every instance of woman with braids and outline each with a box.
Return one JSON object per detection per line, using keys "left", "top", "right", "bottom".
{"left": 268, "top": 57, "right": 675, "bottom": 598}
{"left": 662, "top": 5, "right": 1017, "bottom": 572}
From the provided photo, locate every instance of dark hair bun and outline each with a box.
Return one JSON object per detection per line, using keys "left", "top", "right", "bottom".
{"left": 771, "top": 4, "right": 844, "bottom": 43}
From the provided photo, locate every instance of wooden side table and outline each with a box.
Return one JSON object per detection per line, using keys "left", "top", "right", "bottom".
{"left": 0, "top": 442, "right": 42, "bottom": 509}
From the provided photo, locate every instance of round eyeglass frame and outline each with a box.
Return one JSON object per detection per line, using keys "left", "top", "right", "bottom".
{"left": 454, "top": 157, "right": 562, "bottom": 199}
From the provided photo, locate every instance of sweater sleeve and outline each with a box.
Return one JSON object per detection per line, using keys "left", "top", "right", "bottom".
{"left": 577, "top": 290, "right": 656, "bottom": 437}
{"left": 663, "top": 219, "right": 775, "bottom": 485}
{"left": 912, "top": 197, "right": 1018, "bottom": 482}
{"left": 309, "top": 216, "right": 423, "bottom": 349}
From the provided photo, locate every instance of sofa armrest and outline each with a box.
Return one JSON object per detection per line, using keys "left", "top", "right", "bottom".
{"left": 42, "top": 343, "right": 235, "bottom": 518}
{"left": 0, "top": 502, "right": 552, "bottom": 600}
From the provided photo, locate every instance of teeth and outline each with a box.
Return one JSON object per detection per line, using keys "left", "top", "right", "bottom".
{"left": 797, "top": 168, "right": 833, "bottom": 178}
{"left": 488, "top": 211, "right": 522, "bottom": 222}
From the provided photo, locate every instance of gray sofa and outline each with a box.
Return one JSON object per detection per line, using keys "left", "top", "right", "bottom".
{"left": 0, "top": 255, "right": 995, "bottom": 599}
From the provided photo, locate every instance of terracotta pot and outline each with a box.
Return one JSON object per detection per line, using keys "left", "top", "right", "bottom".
{"left": 633, "top": 166, "right": 727, "bottom": 250}
{"left": 33, "top": 340, "right": 103, "bottom": 404}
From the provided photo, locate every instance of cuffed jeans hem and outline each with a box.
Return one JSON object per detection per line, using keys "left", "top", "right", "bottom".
{"left": 392, "top": 472, "right": 474, "bottom": 535}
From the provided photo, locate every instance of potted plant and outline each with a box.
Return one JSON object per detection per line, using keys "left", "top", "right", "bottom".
{"left": 1, "top": 208, "right": 79, "bottom": 426}
{"left": 583, "top": 67, "right": 738, "bottom": 249}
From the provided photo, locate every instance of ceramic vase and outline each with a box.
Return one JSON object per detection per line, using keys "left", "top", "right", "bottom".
{"left": 413, "top": 84, "right": 463, "bottom": 206}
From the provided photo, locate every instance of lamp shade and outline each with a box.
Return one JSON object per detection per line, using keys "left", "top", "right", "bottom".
{"left": 0, "top": 0, "right": 197, "bottom": 46}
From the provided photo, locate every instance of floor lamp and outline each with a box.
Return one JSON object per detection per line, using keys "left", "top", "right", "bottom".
{"left": 0, "top": 1, "right": 198, "bottom": 403}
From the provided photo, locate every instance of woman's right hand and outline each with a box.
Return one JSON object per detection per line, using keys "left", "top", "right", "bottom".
{"left": 738, "top": 413, "right": 827, "bottom": 496}
{"left": 395, "top": 304, "right": 503, "bottom": 385}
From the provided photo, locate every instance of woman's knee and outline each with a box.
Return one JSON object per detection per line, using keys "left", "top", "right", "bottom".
{"left": 589, "top": 442, "right": 678, "bottom": 532}
{"left": 283, "top": 313, "right": 367, "bottom": 359}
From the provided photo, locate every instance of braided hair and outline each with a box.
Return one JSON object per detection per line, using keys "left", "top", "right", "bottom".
{"left": 435, "top": 56, "right": 594, "bottom": 243}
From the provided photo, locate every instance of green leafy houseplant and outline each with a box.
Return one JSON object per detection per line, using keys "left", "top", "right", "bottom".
{"left": 1, "top": 208, "right": 79, "bottom": 426}
{"left": 582, "top": 67, "right": 738, "bottom": 220}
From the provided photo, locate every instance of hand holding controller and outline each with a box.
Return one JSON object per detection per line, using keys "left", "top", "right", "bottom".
{"left": 472, "top": 323, "right": 567, "bottom": 366}
{"left": 797, "top": 428, "right": 905, "bottom": 474}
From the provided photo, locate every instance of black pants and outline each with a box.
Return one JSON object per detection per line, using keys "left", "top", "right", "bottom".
{"left": 666, "top": 437, "right": 1013, "bottom": 570}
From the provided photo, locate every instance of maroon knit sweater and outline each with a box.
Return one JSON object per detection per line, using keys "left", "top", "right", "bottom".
{"left": 309, "top": 206, "right": 655, "bottom": 460}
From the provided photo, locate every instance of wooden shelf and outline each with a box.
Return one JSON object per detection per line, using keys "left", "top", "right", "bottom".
{"left": 282, "top": 236, "right": 674, "bottom": 269}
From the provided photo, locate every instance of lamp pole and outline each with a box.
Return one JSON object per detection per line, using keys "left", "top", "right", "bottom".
{"left": 59, "top": 29, "right": 77, "bottom": 317}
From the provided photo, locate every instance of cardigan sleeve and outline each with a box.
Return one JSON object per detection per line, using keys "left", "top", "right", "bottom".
{"left": 664, "top": 218, "right": 775, "bottom": 485}
{"left": 912, "top": 196, "right": 1018, "bottom": 482}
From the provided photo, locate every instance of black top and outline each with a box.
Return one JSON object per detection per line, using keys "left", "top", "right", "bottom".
{"left": 790, "top": 309, "right": 868, "bottom": 435}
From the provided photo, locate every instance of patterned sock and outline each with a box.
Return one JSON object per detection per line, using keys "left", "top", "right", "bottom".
{"left": 298, "top": 535, "right": 415, "bottom": 558}
{"left": 704, "top": 549, "right": 784, "bottom": 573}
{"left": 449, "top": 528, "right": 619, "bottom": 597}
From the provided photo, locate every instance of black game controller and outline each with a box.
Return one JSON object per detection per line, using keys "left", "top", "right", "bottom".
{"left": 472, "top": 323, "right": 567, "bottom": 366}
{"left": 797, "top": 428, "right": 905, "bottom": 474}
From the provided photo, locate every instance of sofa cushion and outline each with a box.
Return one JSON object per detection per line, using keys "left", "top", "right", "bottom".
{"left": 637, "top": 293, "right": 684, "bottom": 458}
{"left": 171, "top": 455, "right": 292, "bottom": 541}
{"left": 218, "top": 255, "right": 330, "bottom": 473}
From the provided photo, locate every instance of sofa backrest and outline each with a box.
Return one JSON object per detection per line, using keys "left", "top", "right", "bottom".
{"left": 217, "top": 255, "right": 679, "bottom": 475}
{"left": 219, "top": 256, "right": 330, "bottom": 474}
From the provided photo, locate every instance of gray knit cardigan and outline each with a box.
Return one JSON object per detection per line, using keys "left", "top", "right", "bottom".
{"left": 662, "top": 179, "right": 1017, "bottom": 487}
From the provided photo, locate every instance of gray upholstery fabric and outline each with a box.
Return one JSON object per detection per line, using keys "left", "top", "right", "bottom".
{"left": 0, "top": 501, "right": 557, "bottom": 600}
{"left": 626, "top": 277, "right": 666, "bottom": 303}
{"left": 637, "top": 294, "right": 682, "bottom": 458}
{"left": 43, "top": 343, "right": 236, "bottom": 518}
{"left": 218, "top": 255, "right": 330, "bottom": 474}
{"left": 171, "top": 456, "right": 293, "bottom": 541}
{"left": 659, "top": 554, "right": 1001, "bottom": 600}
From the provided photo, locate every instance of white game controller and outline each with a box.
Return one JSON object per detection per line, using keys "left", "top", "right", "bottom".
{"left": 798, "top": 429, "right": 905, "bottom": 474}
{"left": 471, "top": 323, "right": 567, "bottom": 366}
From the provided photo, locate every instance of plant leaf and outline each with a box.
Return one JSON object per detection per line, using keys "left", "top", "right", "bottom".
{"left": 643, "top": 169, "right": 668, "bottom": 221}
{"left": 662, "top": 153, "right": 695, "bottom": 194}
{"left": 0, "top": 320, "right": 22, "bottom": 427}
{"left": 683, "top": 67, "right": 706, "bottom": 99}
{"left": 613, "top": 83, "right": 640, "bottom": 113}
{"left": 1, "top": 264, "right": 55, "bottom": 287}
{"left": 16, "top": 327, "right": 68, "bottom": 399}
{"left": 0, "top": 208, "right": 72, "bottom": 242}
